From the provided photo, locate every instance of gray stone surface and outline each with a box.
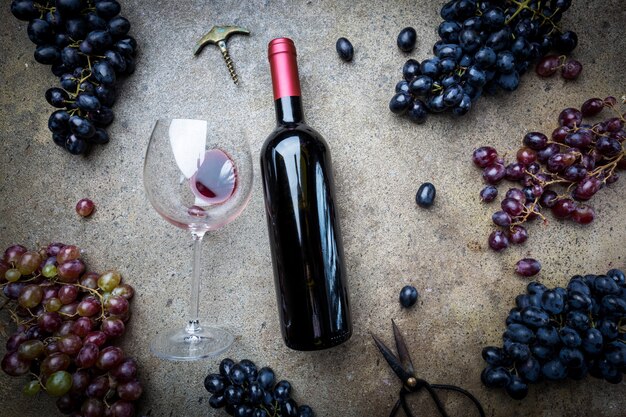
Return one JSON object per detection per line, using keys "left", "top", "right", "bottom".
{"left": 1, "top": 1, "right": 625, "bottom": 416}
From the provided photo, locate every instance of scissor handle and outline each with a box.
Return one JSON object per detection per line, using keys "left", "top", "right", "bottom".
{"left": 390, "top": 379, "right": 485, "bottom": 417}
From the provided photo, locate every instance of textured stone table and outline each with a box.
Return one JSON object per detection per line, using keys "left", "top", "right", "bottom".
{"left": 1, "top": 1, "right": 625, "bottom": 416}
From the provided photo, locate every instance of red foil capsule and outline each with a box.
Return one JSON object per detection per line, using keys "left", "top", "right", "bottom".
{"left": 268, "top": 38, "right": 301, "bottom": 100}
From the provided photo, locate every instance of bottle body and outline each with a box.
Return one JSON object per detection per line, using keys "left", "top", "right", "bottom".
{"left": 261, "top": 39, "right": 352, "bottom": 350}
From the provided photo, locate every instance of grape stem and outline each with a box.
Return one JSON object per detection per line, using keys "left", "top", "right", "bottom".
{"left": 510, "top": 197, "right": 546, "bottom": 227}
{"left": 29, "top": 372, "right": 45, "bottom": 389}
{"left": 73, "top": 282, "right": 107, "bottom": 319}
{"left": 8, "top": 308, "right": 36, "bottom": 328}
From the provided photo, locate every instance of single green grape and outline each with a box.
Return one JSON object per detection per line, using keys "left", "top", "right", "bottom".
{"left": 17, "top": 251, "right": 42, "bottom": 275}
{"left": 42, "top": 264, "right": 58, "bottom": 278}
{"left": 17, "top": 340, "right": 44, "bottom": 361}
{"left": 102, "top": 291, "right": 112, "bottom": 303}
{"left": 18, "top": 285, "right": 44, "bottom": 309}
{"left": 44, "top": 297, "right": 62, "bottom": 312}
{"left": 23, "top": 380, "right": 41, "bottom": 396}
{"left": 45, "top": 370, "right": 72, "bottom": 396}
{"left": 5, "top": 268, "right": 21, "bottom": 282}
{"left": 97, "top": 270, "right": 121, "bottom": 292}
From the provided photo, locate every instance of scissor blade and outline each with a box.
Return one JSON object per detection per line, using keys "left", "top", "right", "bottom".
{"left": 389, "top": 398, "right": 402, "bottom": 417}
{"left": 372, "top": 333, "right": 412, "bottom": 382}
{"left": 392, "top": 319, "right": 415, "bottom": 376}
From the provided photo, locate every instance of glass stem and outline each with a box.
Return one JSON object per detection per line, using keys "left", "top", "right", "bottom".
{"left": 187, "top": 231, "right": 206, "bottom": 334}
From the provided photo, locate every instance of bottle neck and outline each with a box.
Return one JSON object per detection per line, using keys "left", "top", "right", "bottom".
{"left": 268, "top": 38, "right": 303, "bottom": 126}
{"left": 275, "top": 96, "right": 305, "bottom": 125}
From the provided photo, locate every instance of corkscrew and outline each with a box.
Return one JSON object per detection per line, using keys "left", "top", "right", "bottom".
{"left": 194, "top": 25, "right": 250, "bottom": 85}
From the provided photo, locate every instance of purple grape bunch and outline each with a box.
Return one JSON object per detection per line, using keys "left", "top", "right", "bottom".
{"left": 473, "top": 97, "right": 626, "bottom": 254}
{"left": 10, "top": 0, "right": 137, "bottom": 155}
{"left": 1, "top": 243, "right": 142, "bottom": 417}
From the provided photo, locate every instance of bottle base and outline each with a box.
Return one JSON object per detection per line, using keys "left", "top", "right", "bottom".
{"left": 284, "top": 329, "right": 352, "bottom": 351}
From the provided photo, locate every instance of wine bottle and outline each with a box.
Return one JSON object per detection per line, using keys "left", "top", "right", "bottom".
{"left": 260, "top": 38, "right": 352, "bottom": 350}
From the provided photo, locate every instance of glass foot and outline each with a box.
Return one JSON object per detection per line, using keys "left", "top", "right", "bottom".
{"left": 150, "top": 321, "right": 234, "bottom": 361}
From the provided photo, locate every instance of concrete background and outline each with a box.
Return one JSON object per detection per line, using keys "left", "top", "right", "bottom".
{"left": 1, "top": 1, "right": 625, "bottom": 416}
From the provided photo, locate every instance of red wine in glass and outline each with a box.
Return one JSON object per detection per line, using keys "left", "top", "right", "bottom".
{"left": 190, "top": 149, "right": 237, "bottom": 205}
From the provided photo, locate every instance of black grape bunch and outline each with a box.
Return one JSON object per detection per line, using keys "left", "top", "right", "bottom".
{"left": 390, "top": 0, "right": 578, "bottom": 124}
{"left": 205, "top": 358, "right": 315, "bottom": 417}
{"left": 481, "top": 270, "right": 626, "bottom": 400}
{"left": 10, "top": 0, "right": 137, "bottom": 155}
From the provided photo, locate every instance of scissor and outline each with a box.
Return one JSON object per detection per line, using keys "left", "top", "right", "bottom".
{"left": 372, "top": 320, "right": 486, "bottom": 417}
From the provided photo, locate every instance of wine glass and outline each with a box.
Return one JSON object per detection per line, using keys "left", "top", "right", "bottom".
{"left": 143, "top": 118, "right": 253, "bottom": 360}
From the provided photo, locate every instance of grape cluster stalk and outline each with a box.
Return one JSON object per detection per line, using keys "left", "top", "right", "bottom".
{"left": 10, "top": 0, "right": 137, "bottom": 155}
{"left": 205, "top": 358, "right": 315, "bottom": 417}
{"left": 0, "top": 243, "right": 142, "bottom": 417}
{"left": 390, "top": 0, "right": 579, "bottom": 123}
{"left": 481, "top": 270, "right": 626, "bottom": 400}
{"left": 472, "top": 97, "right": 626, "bottom": 254}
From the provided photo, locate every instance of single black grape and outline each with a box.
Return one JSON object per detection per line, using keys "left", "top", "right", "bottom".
{"left": 69, "top": 116, "right": 96, "bottom": 139}
{"left": 95, "top": 1, "right": 122, "bottom": 20}
{"left": 204, "top": 373, "right": 226, "bottom": 394}
{"left": 399, "top": 285, "right": 418, "bottom": 308}
{"left": 89, "top": 128, "right": 110, "bottom": 145}
{"left": 86, "top": 30, "right": 114, "bottom": 54}
{"left": 108, "top": 16, "right": 131, "bottom": 37}
{"left": 407, "top": 99, "right": 428, "bottom": 124}
{"left": 65, "top": 18, "right": 88, "bottom": 40}
{"left": 45, "top": 88, "right": 69, "bottom": 108}
{"left": 27, "top": 19, "right": 53, "bottom": 45}
{"left": 11, "top": 0, "right": 39, "bottom": 21}
{"left": 335, "top": 37, "right": 354, "bottom": 62}
{"left": 34, "top": 45, "right": 60, "bottom": 65}
{"left": 61, "top": 46, "right": 85, "bottom": 69}
{"left": 209, "top": 393, "right": 227, "bottom": 409}
{"left": 88, "top": 106, "right": 115, "bottom": 127}
{"left": 65, "top": 134, "right": 87, "bottom": 155}
{"left": 76, "top": 94, "right": 102, "bottom": 112}
{"left": 397, "top": 27, "right": 417, "bottom": 52}
{"left": 239, "top": 359, "right": 258, "bottom": 382}
{"left": 389, "top": 93, "right": 412, "bottom": 115}
{"left": 220, "top": 358, "right": 236, "bottom": 378}
{"left": 257, "top": 367, "right": 275, "bottom": 390}
{"left": 273, "top": 380, "right": 291, "bottom": 401}
{"left": 224, "top": 385, "right": 245, "bottom": 406}
{"left": 298, "top": 405, "right": 315, "bottom": 417}
{"left": 86, "top": 12, "right": 108, "bottom": 31}
{"left": 415, "top": 182, "right": 436, "bottom": 208}
{"left": 48, "top": 110, "right": 71, "bottom": 134}
{"left": 229, "top": 364, "right": 246, "bottom": 386}
{"left": 402, "top": 59, "right": 421, "bottom": 81}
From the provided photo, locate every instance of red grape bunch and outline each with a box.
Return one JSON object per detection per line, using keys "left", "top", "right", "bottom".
{"left": 473, "top": 96, "right": 626, "bottom": 259}
{"left": 0, "top": 243, "right": 142, "bottom": 417}
{"left": 535, "top": 54, "right": 582, "bottom": 80}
